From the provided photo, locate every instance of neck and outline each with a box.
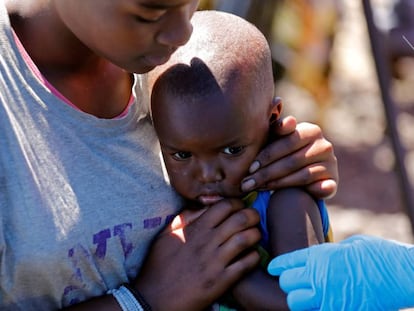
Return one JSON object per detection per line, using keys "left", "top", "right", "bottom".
{"left": 10, "top": 8, "right": 102, "bottom": 74}
{"left": 9, "top": 9, "right": 133, "bottom": 119}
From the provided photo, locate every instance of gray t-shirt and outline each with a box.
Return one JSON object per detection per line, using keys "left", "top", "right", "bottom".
{"left": 0, "top": 2, "right": 181, "bottom": 309}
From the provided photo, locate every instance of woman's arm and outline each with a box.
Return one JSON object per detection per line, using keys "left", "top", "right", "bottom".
{"left": 242, "top": 117, "right": 338, "bottom": 199}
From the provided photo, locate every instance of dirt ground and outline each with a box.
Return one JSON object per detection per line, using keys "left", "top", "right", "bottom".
{"left": 276, "top": 0, "right": 414, "bottom": 243}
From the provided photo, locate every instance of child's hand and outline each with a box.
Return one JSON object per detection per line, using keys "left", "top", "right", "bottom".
{"left": 134, "top": 199, "right": 261, "bottom": 311}
{"left": 268, "top": 235, "right": 414, "bottom": 311}
{"left": 242, "top": 116, "right": 338, "bottom": 199}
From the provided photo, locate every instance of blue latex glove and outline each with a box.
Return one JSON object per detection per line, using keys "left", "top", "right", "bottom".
{"left": 267, "top": 235, "right": 414, "bottom": 311}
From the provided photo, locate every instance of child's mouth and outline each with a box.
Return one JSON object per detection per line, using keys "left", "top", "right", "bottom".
{"left": 198, "top": 194, "right": 224, "bottom": 206}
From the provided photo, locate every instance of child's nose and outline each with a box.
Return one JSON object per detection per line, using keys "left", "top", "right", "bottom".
{"left": 198, "top": 161, "right": 224, "bottom": 183}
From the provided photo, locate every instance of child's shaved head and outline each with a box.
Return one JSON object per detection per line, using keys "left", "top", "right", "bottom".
{"left": 149, "top": 10, "right": 281, "bottom": 204}
{"left": 149, "top": 10, "right": 274, "bottom": 103}
{"left": 5, "top": 0, "right": 50, "bottom": 16}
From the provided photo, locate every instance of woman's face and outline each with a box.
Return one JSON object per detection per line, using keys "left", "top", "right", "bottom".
{"left": 52, "top": 0, "right": 199, "bottom": 73}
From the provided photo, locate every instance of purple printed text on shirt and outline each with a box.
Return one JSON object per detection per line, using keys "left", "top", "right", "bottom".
{"left": 114, "top": 223, "right": 133, "bottom": 257}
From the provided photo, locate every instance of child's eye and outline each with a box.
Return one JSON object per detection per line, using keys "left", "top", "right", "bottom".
{"left": 223, "top": 146, "right": 245, "bottom": 155}
{"left": 172, "top": 151, "right": 192, "bottom": 160}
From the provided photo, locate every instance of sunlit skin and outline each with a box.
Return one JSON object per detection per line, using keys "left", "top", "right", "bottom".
{"left": 3, "top": 1, "right": 338, "bottom": 310}
{"left": 152, "top": 64, "right": 281, "bottom": 208}
{"left": 169, "top": 209, "right": 205, "bottom": 243}
{"left": 155, "top": 63, "right": 280, "bottom": 245}
{"left": 9, "top": 0, "right": 338, "bottom": 187}
{"left": 149, "top": 11, "right": 328, "bottom": 310}
{"left": 40, "top": 0, "right": 199, "bottom": 73}
{"left": 9, "top": 0, "right": 200, "bottom": 117}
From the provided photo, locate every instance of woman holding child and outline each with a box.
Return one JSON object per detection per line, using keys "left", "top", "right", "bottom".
{"left": 1, "top": 0, "right": 337, "bottom": 310}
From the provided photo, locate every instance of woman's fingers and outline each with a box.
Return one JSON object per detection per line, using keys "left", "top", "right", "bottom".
{"left": 242, "top": 120, "right": 338, "bottom": 199}
{"left": 136, "top": 199, "right": 262, "bottom": 311}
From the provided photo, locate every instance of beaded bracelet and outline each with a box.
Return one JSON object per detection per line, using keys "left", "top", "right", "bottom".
{"left": 122, "top": 283, "right": 153, "bottom": 311}
{"left": 109, "top": 285, "right": 144, "bottom": 311}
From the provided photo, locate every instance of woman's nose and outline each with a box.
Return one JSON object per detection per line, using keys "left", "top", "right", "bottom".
{"left": 156, "top": 6, "right": 194, "bottom": 48}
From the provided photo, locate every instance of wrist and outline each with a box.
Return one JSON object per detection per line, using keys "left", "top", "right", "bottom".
{"left": 122, "top": 283, "right": 152, "bottom": 311}
{"left": 109, "top": 284, "right": 152, "bottom": 311}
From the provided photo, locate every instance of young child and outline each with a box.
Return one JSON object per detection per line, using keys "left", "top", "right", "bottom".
{"left": 149, "top": 10, "right": 332, "bottom": 310}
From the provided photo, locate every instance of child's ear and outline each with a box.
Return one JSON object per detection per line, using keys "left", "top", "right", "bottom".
{"left": 269, "top": 96, "right": 283, "bottom": 124}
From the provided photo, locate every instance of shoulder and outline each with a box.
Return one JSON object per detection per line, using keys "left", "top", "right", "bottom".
{"left": 269, "top": 187, "right": 316, "bottom": 208}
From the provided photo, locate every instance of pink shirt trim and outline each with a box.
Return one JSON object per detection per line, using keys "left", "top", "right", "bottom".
{"left": 12, "top": 30, "right": 134, "bottom": 119}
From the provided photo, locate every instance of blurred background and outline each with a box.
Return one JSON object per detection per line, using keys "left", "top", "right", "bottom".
{"left": 198, "top": 0, "right": 414, "bottom": 243}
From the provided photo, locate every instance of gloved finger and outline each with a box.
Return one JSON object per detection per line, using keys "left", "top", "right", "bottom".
{"left": 341, "top": 234, "right": 412, "bottom": 247}
{"left": 267, "top": 248, "right": 309, "bottom": 275}
{"left": 287, "top": 288, "right": 320, "bottom": 311}
{"left": 279, "top": 266, "right": 310, "bottom": 293}
{"left": 339, "top": 234, "right": 368, "bottom": 244}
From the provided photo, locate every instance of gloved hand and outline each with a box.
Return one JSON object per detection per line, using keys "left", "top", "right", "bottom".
{"left": 267, "top": 235, "right": 414, "bottom": 311}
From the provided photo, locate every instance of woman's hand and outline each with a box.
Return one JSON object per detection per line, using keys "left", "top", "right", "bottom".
{"left": 241, "top": 116, "right": 338, "bottom": 199}
{"left": 133, "top": 199, "right": 261, "bottom": 311}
